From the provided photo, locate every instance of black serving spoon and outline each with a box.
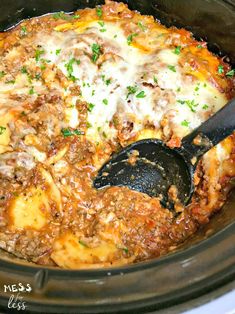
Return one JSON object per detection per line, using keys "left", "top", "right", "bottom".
{"left": 94, "top": 98, "right": 235, "bottom": 208}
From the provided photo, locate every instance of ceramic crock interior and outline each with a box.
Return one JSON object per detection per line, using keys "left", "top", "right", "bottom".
{"left": 0, "top": 0, "right": 234, "bottom": 266}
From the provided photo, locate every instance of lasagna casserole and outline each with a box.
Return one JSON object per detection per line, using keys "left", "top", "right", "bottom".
{"left": 0, "top": 0, "right": 234, "bottom": 268}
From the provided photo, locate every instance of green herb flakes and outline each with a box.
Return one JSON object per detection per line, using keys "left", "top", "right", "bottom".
{"left": 29, "top": 87, "right": 35, "bottom": 95}
{"left": 21, "top": 26, "right": 27, "bottom": 36}
{"left": 218, "top": 65, "right": 224, "bottom": 74}
{"left": 91, "top": 43, "right": 101, "bottom": 63}
{"left": 0, "top": 71, "right": 6, "bottom": 78}
{"left": 126, "top": 85, "right": 138, "bottom": 99}
{"left": 136, "top": 91, "right": 146, "bottom": 98}
{"left": 61, "top": 128, "right": 84, "bottom": 137}
{"left": 78, "top": 240, "right": 88, "bottom": 247}
{"left": 96, "top": 7, "right": 103, "bottom": 18}
{"left": 226, "top": 69, "right": 235, "bottom": 77}
{"left": 174, "top": 46, "right": 181, "bottom": 55}
{"left": 181, "top": 120, "right": 190, "bottom": 127}
{"left": 137, "top": 21, "right": 146, "bottom": 31}
{"left": 127, "top": 33, "right": 138, "bottom": 45}
{"left": 35, "top": 49, "right": 45, "bottom": 62}
{"left": 88, "top": 103, "right": 95, "bottom": 112}
{"left": 177, "top": 99, "right": 199, "bottom": 113}
{"left": 53, "top": 12, "right": 80, "bottom": 20}
{"left": 102, "top": 98, "right": 108, "bottom": 105}
{"left": 153, "top": 76, "right": 158, "bottom": 84}
{"left": 5, "top": 80, "right": 15, "bottom": 84}
{"left": 65, "top": 57, "right": 80, "bottom": 81}
{"left": 21, "top": 66, "right": 28, "bottom": 74}
{"left": 56, "top": 49, "right": 61, "bottom": 55}
{"left": 168, "top": 65, "right": 176, "bottom": 72}
{"left": 0, "top": 126, "right": 6, "bottom": 135}
{"left": 98, "top": 21, "right": 106, "bottom": 32}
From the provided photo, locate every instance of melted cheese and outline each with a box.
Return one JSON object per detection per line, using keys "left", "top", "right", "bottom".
{"left": 51, "top": 232, "right": 132, "bottom": 269}
{"left": 31, "top": 19, "right": 227, "bottom": 145}
{"left": 9, "top": 167, "right": 62, "bottom": 230}
{"left": 10, "top": 187, "right": 49, "bottom": 230}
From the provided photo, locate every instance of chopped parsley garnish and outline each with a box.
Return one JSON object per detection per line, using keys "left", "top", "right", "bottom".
{"left": 168, "top": 65, "right": 176, "bottom": 72}
{"left": 197, "top": 44, "right": 203, "bottom": 49}
{"left": 53, "top": 11, "right": 68, "bottom": 19}
{"left": 71, "top": 14, "right": 80, "bottom": 19}
{"left": 0, "top": 71, "right": 6, "bottom": 78}
{"left": 52, "top": 12, "right": 80, "bottom": 20}
{"left": 91, "top": 43, "right": 101, "bottom": 63}
{"left": 98, "top": 21, "right": 106, "bottom": 32}
{"left": 61, "top": 128, "right": 84, "bottom": 137}
{"left": 86, "top": 122, "right": 92, "bottom": 128}
{"left": 65, "top": 57, "right": 80, "bottom": 81}
{"left": 202, "top": 104, "right": 209, "bottom": 110}
{"left": 218, "top": 65, "right": 224, "bottom": 74}
{"left": 114, "top": 34, "right": 118, "bottom": 39}
{"left": 126, "top": 85, "right": 138, "bottom": 99}
{"left": 101, "top": 74, "right": 111, "bottom": 86}
{"left": 78, "top": 240, "right": 88, "bottom": 247}
{"left": 226, "top": 69, "right": 234, "bottom": 77}
{"left": 87, "top": 103, "right": 95, "bottom": 112}
{"left": 102, "top": 131, "right": 107, "bottom": 138}
{"left": 21, "top": 26, "right": 27, "bottom": 36}
{"left": 127, "top": 33, "right": 138, "bottom": 45}
{"left": 153, "top": 76, "right": 158, "bottom": 84}
{"left": 21, "top": 66, "right": 28, "bottom": 74}
{"left": 35, "top": 49, "right": 45, "bottom": 62}
{"left": 5, "top": 80, "right": 15, "bottom": 84}
{"left": 0, "top": 126, "right": 6, "bottom": 135}
{"left": 56, "top": 49, "right": 61, "bottom": 55}
{"left": 194, "top": 86, "right": 199, "bottom": 92}
{"left": 136, "top": 91, "right": 146, "bottom": 98}
{"left": 91, "top": 89, "right": 95, "bottom": 96}
{"left": 29, "top": 87, "right": 35, "bottom": 95}
{"left": 174, "top": 46, "right": 181, "bottom": 55}
{"left": 102, "top": 98, "right": 108, "bottom": 105}
{"left": 176, "top": 87, "right": 181, "bottom": 92}
{"left": 126, "top": 86, "right": 146, "bottom": 99}
{"left": 96, "top": 7, "right": 103, "bottom": 18}
{"left": 105, "top": 78, "right": 111, "bottom": 85}
{"left": 137, "top": 21, "right": 146, "bottom": 31}
{"left": 177, "top": 99, "right": 199, "bottom": 113}
{"left": 122, "top": 247, "right": 129, "bottom": 253}
{"left": 181, "top": 120, "right": 190, "bottom": 127}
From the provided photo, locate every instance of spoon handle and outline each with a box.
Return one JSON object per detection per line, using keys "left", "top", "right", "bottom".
{"left": 181, "top": 98, "right": 235, "bottom": 161}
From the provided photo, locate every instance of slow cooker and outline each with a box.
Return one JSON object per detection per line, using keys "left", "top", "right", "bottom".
{"left": 0, "top": 0, "right": 234, "bottom": 313}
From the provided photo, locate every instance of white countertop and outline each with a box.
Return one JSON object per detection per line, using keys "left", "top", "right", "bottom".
{"left": 184, "top": 289, "right": 235, "bottom": 314}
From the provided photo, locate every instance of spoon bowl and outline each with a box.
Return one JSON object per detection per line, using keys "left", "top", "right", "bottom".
{"left": 94, "top": 139, "right": 194, "bottom": 207}
{"left": 94, "top": 98, "right": 235, "bottom": 209}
